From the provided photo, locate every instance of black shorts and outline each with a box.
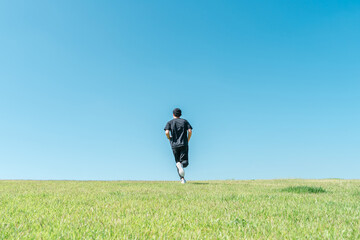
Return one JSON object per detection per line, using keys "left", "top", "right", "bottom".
{"left": 172, "top": 145, "right": 188, "bottom": 164}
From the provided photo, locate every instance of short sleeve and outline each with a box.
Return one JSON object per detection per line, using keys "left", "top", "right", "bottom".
{"left": 186, "top": 121, "right": 193, "bottom": 130}
{"left": 164, "top": 121, "right": 171, "bottom": 131}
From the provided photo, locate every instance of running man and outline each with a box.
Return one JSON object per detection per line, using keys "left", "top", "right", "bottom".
{"left": 164, "top": 108, "right": 193, "bottom": 184}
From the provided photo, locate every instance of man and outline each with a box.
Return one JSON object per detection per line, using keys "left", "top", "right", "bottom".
{"left": 164, "top": 108, "right": 193, "bottom": 184}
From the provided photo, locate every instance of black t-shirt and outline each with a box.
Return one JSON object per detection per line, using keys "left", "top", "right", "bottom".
{"left": 164, "top": 118, "right": 193, "bottom": 148}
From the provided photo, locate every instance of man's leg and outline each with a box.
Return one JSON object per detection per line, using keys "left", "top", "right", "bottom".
{"left": 176, "top": 162, "right": 184, "bottom": 179}
{"left": 172, "top": 147, "right": 184, "bottom": 179}
{"left": 180, "top": 145, "right": 189, "bottom": 168}
{"left": 179, "top": 146, "right": 189, "bottom": 183}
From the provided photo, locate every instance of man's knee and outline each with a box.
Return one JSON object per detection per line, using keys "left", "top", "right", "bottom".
{"left": 182, "top": 160, "right": 189, "bottom": 168}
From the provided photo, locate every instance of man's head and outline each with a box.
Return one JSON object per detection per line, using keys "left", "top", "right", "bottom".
{"left": 173, "top": 108, "right": 182, "bottom": 118}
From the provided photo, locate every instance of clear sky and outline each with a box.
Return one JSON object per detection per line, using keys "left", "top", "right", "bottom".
{"left": 0, "top": 0, "right": 359, "bottom": 180}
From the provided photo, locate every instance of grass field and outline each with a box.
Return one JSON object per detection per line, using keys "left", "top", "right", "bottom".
{"left": 1, "top": 179, "right": 359, "bottom": 239}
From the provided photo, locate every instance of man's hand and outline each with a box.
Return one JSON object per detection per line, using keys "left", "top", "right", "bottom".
{"left": 188, "top": 129, "right": 192, "bottom": 142}
{"left": 165, "top": 130, "right": 171, "bottom": 140}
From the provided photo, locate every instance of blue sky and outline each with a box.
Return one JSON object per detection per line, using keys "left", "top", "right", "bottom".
{"left": 0, "top": 0, "right": 359, "bottom": 180}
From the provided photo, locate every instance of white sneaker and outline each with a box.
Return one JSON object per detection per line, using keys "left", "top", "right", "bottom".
{"left": 176, "top": 162, "right": 185, "bottom": 177}
{"left": 181, "top": 178, "right": 186, "bottom": 184}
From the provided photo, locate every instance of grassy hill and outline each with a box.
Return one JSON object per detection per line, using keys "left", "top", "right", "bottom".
{"left": 1, "top": 179, "right": 359, "bottom": 239}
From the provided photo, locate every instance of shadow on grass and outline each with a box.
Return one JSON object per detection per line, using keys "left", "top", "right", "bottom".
{"left": 281, "top": 186, "right": 326, "bottom": 194}
{"left": 189, "top": 182, "right": 210, "bottom": 185}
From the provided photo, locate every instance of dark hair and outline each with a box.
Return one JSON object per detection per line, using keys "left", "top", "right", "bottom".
{"left": 173, "top": 108, "right": 182, "bottom": 117}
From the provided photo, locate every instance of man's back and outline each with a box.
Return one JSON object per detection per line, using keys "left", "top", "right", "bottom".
{"left": 164, "top": 118, "right": 192, "bottom": 148}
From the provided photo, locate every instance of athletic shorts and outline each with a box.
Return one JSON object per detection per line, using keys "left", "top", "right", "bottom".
{"left": 172, "top": 145, "right": 188, "bottom": 164}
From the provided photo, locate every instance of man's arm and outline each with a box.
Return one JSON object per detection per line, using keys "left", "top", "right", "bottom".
{"left": 165, "top": 130, "right": 171, "bottom": 140}
{"left": 187, "top": 129, "right": 192, "bottom": 142}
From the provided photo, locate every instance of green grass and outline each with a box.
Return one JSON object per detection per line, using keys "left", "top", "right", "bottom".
{"left": 1, "top": 179, "right": 359, "bottom": 239}
{"left": 281, "top": 186, "right": 326, "bottom": 194}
